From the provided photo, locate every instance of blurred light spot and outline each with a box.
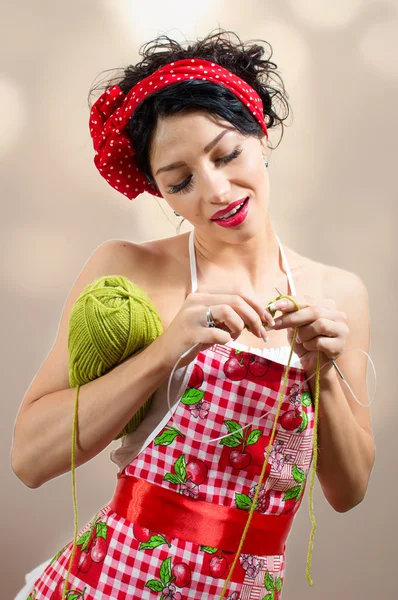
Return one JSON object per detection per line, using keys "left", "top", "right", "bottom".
{"left": 0, "top": 76, "right": 26, "bottom": 159}
{"left": 359, "top": 19, "right": 398, "bottom": 78}
{"left": 5, "top": 226, "right": 76, "bottom": 298}
{"left": 101, "top": 0, "right": 212, "bottom": 45}
{"left": 250, "top": 19, "right": 309, "bottom": 89}
{"left": 287, "top": 0, "right": 364, "bottom": 29}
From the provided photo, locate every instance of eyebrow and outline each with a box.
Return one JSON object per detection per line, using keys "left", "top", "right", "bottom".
{"left": 155, "top": 130, "right": 230, "bottom": 176}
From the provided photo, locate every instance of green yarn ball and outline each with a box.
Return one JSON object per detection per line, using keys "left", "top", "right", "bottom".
{"left": 68, "top": 275, "right": 163, "bottom": 439}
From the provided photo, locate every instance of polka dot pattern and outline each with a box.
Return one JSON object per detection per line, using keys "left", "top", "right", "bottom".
{"left": 89, "top": 58, "right": 269, "bottom": 201}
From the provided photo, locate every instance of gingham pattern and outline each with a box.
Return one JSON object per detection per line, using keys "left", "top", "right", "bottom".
{"left": 28, "top": 344, "right": 314, "bottom": 599}
{"left": 30, "top": 504, "right": 286, "bottom": 599}
{"left": 125, "top": 344, "right": 314, "bottom": 515}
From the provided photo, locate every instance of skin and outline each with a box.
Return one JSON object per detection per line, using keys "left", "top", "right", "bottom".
{"left": 142, "top": 110, "right": 375, "bottom": 512}
{"left": 150, "top": 111, "right": 278, "bottom": 291}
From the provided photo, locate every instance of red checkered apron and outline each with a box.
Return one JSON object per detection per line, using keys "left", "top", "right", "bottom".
{"left": 29, "top": 342, "right": 314, "bottom": 599}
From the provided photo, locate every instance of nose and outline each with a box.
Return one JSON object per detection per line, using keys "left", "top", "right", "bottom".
{"left": 200, "top": 165, "right": 232, "bottom": 206}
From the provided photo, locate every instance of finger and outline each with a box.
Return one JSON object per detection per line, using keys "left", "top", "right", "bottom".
{"left": 316, "top": 319, "right": 348, "bottom": 340}
{"left": 268, "top": 296, "right": 338, "bottom": 316}
{"left": 286, "top": 327, "right": 307, "bottom": 358}
{"left": 304, "top": 294, "right": 316, "bottom": 305}
{"left": 300, "top": 335, "right": 344, "bottom": 360}
{"left": 196, "top": 284, "right": 268, "bottom": 316}
{"left": 290, "top": 319, "right": 347, "bottom": 342}
{"left": 273, "top": 305, "right": 336, "bottom": 329}
{"left": 196, "top": 292, "right": 272, "bottom": 336}
{"left": 279, "top": 309, "right": 346, "bottom": 334}
{"left": 267, "top": 296, "right": 311, "bottom": 315}
{"left": 322, "top": 297, "right": 337, "bottom": 310}
{"left": 288, "top": 324, "right": 306, "bottom": 344}
{"left": 207, "top": 304, "right": 246, "bottom": 336}
{"left": 204, "top": 307, "right": 267, "bottom": 342}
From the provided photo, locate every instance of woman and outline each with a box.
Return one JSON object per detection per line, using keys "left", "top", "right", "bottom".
{"left": 12, "top": 30, "right": 375, "bottom": 599}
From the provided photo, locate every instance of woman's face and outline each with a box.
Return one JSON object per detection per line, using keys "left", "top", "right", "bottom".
{"left": 150, "top": 111, "right": 270, "bottom": 241}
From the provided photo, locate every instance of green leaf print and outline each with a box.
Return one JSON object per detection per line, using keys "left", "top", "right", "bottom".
{"left": 139, "top": 535, "right": 171, "bottom": 550}
{"left": 246, "top": 429, "right": 262, "bottom": 446}
{"left": 301, "top": 391, "right": 312, "bottom": 407}
{"left": 76, "top": 531, "right": 91, "bottom": 552}
{"left": 181, "top": 388, "right": 204, "bottom": 405}
{"left": 235, "top": 493, "right": 253, "bottom": 510}
{"left": 146, "top": 579, "right": 164, "bottom": 592}
{"left": 283, "top": 485, "right": 302, "bottom": 501}
{"left": 164, "top": 473, "right": 182, "bottom": 484}
{"left": 275, "top": 577, "right": 282, "bottom": 592}
{"left": 174, "top": 454, "right": 187, "bottom": 481}
{"left": 96, "top": 521, "right": 107, "bottom": 540}
{"left": 264, "top": 570, "right": 275, "bottom": 591}
{"left": 155, "top": 429, "right": 179, "bottom": 446}
{"left": 292, "top": 465, "right": 305, "bottom": 484}
{"left": 223, "top": 420, "right": 245, "bottom": 439}
{"left": 200, "top": 545, "right": 218, "bottom": 554}
{"left": 160, "top": 557, "right": 172, "bottom": 586}
{"left": 297, "top": 410, "right": 308, "bottom": 433}
{"left": 50, "top": 545, "right": 66, "bottom": 565}
{"left": 219, "top": 434, "right": 242, "bottom": 448}
{"left": 262, "top": 594, "right": 274, "bottom": 600}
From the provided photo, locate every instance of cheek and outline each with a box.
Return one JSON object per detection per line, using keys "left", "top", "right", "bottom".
{"left": 242, "top": 156, "right": 268, "bottom": 185}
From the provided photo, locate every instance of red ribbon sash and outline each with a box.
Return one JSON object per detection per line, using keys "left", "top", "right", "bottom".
{"left": 110, "top": 475, "right": 294, "bottom": 555}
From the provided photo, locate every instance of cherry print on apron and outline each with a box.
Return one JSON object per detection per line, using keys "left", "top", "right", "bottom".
{"left": 118, "top": 341, "right": 315, "bottom": 598}
{"left": 28, "top": 345, "right": 314, "bottom": 600}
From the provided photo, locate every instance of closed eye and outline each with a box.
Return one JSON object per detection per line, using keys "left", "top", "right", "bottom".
{"left": 168, "top": 147, "right": 243, "bottom": 195}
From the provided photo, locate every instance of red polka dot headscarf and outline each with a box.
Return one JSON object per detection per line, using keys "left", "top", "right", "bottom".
{"left": 89, "top": 58, "right": 269, "bottom": 200}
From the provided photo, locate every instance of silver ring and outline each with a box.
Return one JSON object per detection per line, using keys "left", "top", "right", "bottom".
{"left": 206, "top": 307, "right": 217, "bottom": 328}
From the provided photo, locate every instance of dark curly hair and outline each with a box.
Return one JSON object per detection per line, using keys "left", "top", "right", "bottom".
{"left": 89, "top": 29, "right": 291, "bottom": 191}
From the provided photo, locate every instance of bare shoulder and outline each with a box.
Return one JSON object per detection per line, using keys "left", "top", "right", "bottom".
{"left": 98, "top": 233, "right": 186, "bottom": 281}
{"left": 97, "top": 238, "right": 157, "bottom": 286}
{"left": 322, "top": 264, "right": 370, "bottom": 355}
{"left": 285, "top": 245, "right": 368, "bottom": 309}
{"left": 321, "top": 263, "right": 369, "bottom": 312}
{"left": 104, "top": 234, "right": 191, "bottom": 328}
{"left": 112, "top": 233, "right": 190, "bottom": 290}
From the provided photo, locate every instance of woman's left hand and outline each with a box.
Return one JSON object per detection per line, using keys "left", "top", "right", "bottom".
{"left": 269, "top": 295, "right": 350, "bottom": 379}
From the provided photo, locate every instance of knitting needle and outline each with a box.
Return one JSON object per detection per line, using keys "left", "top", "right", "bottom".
{"left": 273, "top": 287, "right": 345, "bottom": 381}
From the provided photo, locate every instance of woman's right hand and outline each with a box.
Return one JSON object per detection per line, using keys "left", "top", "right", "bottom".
{"left": 160, "top": 286, "right": 275, "bottom": 368}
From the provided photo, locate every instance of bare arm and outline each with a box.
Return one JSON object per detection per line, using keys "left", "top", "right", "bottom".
{"left": 10, "top": 240, "right": 175, "bottom": 488}
{"left": 316, "top": 269, "right": 375, "bottom": 512}
{"left": 12, "top": 334, "right": 173, "bottom": 488}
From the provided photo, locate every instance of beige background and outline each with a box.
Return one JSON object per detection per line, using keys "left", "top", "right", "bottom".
{"left": 2, "top": 1, "right": 397, "bottom": 598}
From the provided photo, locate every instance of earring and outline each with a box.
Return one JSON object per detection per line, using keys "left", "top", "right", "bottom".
{"left": 174, "top": 210, "right": 180, "bottom": 217}
{"left": 263, "top": 156, "right": 269, "bottom": 168}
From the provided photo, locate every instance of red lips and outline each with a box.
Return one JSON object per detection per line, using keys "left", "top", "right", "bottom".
{"left": 210, "top": 197, "right": 248, "bottom": 220}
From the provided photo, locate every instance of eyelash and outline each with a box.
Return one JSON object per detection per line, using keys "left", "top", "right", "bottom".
{"left": 168, "top": 148, "right": 243, "bottom": 195}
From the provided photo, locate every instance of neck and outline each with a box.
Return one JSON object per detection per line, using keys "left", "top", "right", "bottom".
{"left": 192, "top": 222, "right": 285, "bottom": 293}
